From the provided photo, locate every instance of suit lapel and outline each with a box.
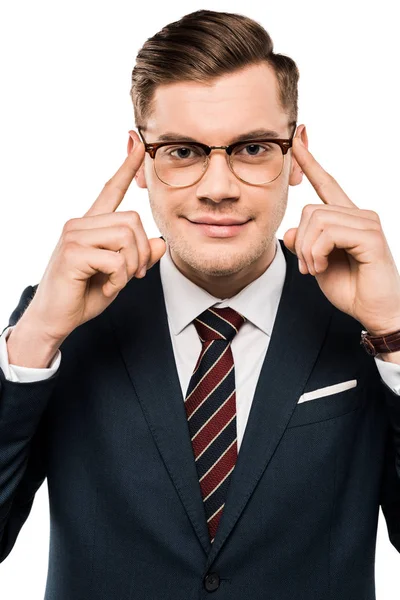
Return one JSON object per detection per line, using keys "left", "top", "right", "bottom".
{"left": 205, "top": 240, "right": 333, "bottom": 567}
{"left": 107, "top": 260, "right": 212, "bottom": 556}
{"left": 107, "top": 239, "right": 333, "bottom": 563}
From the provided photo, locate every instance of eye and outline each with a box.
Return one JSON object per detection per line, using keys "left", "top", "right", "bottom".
{"left": 235, "top": 143, "right": 272, "bottom": 156}
{"left": 165, "top": 145, "right": 203, "bottom": 159}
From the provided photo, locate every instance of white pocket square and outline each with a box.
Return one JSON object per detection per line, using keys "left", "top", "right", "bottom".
{"left": 298, "top": 379, "right": 357, "bottom": 403}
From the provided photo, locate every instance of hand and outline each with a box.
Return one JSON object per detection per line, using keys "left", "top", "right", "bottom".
{"left": 283, "top": 134, "right": 400, "bottom": 336}
{"left": 21, "top": 131, "right": 166, "bottom": 343}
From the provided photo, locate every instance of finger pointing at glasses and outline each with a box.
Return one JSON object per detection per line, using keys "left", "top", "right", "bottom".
{"left": 283, "top": 135, "right": 400, "bottom": 337}
{"left": 15, "top": 131, "right": 166, "bottom": 347}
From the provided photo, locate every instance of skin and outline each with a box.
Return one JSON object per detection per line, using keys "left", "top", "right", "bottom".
{"left": 129, "top": 61, "right": 400, "bottom": 362}
{"left": 130, "top": 62, "right": 306, "bottom": 299}
{"left": 9, "top": 62, "right": 400, "bottom": 369}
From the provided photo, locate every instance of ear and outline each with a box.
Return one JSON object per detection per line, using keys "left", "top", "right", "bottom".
{"left": 289, "top": 124, "right": 308, "bottom": 187}
{"left": 128, "top": 130, "right": 148, "bottom": 189}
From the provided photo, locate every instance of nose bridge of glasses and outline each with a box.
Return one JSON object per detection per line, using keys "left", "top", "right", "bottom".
{"left": 198, "top": 146, "right": 239, "bottom": 188}
{"left": 205, "top": 146, "right": 234, "bottom": 163}
{"left": 200, "top": 145, "right": 231, "bottom": 160}
{"left": 203, "top": 146, "right": 235, "bottom": 173}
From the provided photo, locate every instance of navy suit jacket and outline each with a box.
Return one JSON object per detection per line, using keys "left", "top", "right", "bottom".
{"left": 1, "top": 239, "right": 399, "bottom": 599}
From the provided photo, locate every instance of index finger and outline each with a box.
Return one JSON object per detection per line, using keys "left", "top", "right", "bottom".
{"left": 84, "top": 139, "right": 146, "bottom": 217}
{"left": 292, "top": 136, "right": 356, "bottom": 208}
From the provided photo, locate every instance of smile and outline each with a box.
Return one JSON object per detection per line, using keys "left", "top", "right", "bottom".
{"left": 186, "top": 219, "right": 250, "bottom": 238}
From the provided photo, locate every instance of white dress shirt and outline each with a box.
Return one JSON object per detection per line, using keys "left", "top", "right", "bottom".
{"left": 1, "top": 237, "right": 399, "bottom": 451}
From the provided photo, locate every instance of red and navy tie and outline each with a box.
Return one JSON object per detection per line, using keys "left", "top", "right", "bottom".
{"left": 184, "top": 306, "right": 246, "bottom": 543}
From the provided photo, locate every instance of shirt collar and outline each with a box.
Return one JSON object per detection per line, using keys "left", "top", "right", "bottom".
{"left": 159, "top": 237, "right": 286, "bottom": 337}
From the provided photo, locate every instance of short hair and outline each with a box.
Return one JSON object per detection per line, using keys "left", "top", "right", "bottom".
{"left": 130, "top": 9, "right": 300, "bottom": 131}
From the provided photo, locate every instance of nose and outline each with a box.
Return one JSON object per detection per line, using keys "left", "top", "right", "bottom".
{"left": 195, "top": 149, "right": 241, "bottom": 203}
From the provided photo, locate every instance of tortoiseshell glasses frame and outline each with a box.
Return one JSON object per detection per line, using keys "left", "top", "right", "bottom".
{"left": 136, "top": 122, "right": 297, "bottom": 187}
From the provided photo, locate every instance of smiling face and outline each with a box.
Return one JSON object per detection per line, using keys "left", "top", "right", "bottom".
{"left": 132, "top": 62, "right": 306, "bottom": 298}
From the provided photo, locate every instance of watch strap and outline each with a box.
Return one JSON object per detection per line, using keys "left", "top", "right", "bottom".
{"left": 360, "top": 329, "right": 400, "bottom": 356}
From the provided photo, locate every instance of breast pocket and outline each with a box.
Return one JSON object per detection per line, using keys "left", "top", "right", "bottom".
{"left": 287, "top": 379, "right": 363, "bottom": 428}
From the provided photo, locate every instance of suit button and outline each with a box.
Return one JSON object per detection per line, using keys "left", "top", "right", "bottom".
{"left": 204, "top": 572, "right": 220, "bottom": 592}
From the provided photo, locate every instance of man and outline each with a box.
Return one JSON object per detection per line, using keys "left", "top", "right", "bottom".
{"left": 1, "top": 8, "right": 399, "bottom": 599}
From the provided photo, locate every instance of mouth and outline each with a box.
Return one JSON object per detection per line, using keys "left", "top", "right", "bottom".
{"left": 185, "top": 218, "right": 251, "bottom": 238}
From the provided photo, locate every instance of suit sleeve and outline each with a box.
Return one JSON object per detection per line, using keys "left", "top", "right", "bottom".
{"left": 379, "top": 380, "right": 400, "bottom": 553}
{"left": 0, "top": 284, "right": 60, "bottom": 562}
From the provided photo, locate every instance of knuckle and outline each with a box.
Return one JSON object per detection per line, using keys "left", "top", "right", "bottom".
{"left": 293, "top": 232, "right": 301, "bottom": 250}
{"left": 118, "top": 266, "right": 129, "bottom": 287}
{"left": 62, "top": 218, "right": 77, "bottom": 234}
{"left": 125, "top": 210, "right": 140, "bottom": 220}
{"left": 63, "top": 240, "right": 79, "bottom": 260}
{"left": 372, "top": 229, "right": 384, "bottom": 245}
{"left": 112, "top": 257, "right": 128, "bottom": 286}
{"left": 127, "top": 256, "right": 141, "bottom": 279}
{"left": 62, "top": 230, "right": 76, "bottom": 245}
{"left": 370, "top": 220, "right": 382, "bottom": 232}
{"left": 126, "top": 210, "right": 142, "bottom": 228}
{"left": 311, "top": 208, "right": 324, "bottom": 225}
{"left": 367, "top": 210, "right": 381, "bottom": 224}
{"left": 118, "top": 225, "right": 135, "bottom": 246}
{"left": 119, "top": 270, "right": 129, "bottom": 286}
{"left": 325, "top": 226, "right": 335, "bottom": 241}
{"left": 114, "top": 252, "right": 126, "bottom": 268}
{"left": 301, "top": 204, "right": 315, "bottom": 219}
{"left": 302, "top": 244, "right": 311, "bottom": 259}
{"left": 295, "top": 243, "right": 303, "bottom": 260}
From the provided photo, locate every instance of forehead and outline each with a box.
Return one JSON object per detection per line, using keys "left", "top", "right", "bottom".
{"left": 144, "top": 63, "right": 289, "bottom": 143}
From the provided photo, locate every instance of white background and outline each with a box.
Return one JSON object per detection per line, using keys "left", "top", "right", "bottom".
{"left": 0, "top": 0, "right": 399, "bottom": 597}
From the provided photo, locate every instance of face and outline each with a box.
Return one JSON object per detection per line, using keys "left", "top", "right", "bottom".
{"left": 130, "top": 62, "right": 307, "bottom": 297}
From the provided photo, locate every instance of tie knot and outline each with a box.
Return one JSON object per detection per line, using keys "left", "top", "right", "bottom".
{"left": 193, "top": 306, "right": 246, "bottom": 343}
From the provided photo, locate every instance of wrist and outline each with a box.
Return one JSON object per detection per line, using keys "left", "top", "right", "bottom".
{"left": 378, "top": 349, "right": 400, "bottom": 364}
{"left": 366, "top": 318, "right": 400, "bottom": 337}
{"left": 7, "top": 316, "right": 63, "bottom": 369}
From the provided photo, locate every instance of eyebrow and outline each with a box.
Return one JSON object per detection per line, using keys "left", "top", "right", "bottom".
{"left": 148, "top": 128, "right": 283, "bottom": 144}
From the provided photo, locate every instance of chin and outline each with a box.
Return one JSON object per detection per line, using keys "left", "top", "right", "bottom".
{"left": 173, "top": 237, "right": 267, "bottom": 278}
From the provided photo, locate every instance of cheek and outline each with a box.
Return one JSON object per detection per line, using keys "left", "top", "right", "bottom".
{"left": 253, "top": 189, "right": 281, "bottom": 215}
{"left": 147, "top": 189, "right": 183, "bottom": 235}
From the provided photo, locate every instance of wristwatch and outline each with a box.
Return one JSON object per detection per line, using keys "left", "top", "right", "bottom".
{"left": 360, "top": 329, "right": 400, "bottom": 356}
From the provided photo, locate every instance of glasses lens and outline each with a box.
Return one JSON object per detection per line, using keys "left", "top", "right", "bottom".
{"left": 231, "top": 142, "right": 284, "bottom": 185}
{"left": 153, "top": 141, "right": 285, "bottom": 186}
{"left": 154, "top": 144, "right": 207, "bottom": 186}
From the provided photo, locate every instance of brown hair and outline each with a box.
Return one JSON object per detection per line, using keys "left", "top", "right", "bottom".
{"left": 130, "top": 9, "right": 300, "bottom": 131}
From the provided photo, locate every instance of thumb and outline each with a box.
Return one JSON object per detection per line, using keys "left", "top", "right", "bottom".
{"left": 147, "top": 237, "right": 167, "bottom": 268}
{"left": 282, "top": 228, "right": 298, "bottom": 255}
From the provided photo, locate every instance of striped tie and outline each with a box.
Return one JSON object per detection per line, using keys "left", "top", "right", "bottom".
{"left": 184, "top": 306, "right": 246, "bottom": 543}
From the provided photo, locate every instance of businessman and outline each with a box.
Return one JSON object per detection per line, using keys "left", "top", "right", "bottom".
{"left": 1, "top": 8, "right": 400, "bottom": 599}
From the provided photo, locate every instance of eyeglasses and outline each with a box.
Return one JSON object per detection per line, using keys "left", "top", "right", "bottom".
{"left": 137, "top": 122, "right": 297, "bottom": 188}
